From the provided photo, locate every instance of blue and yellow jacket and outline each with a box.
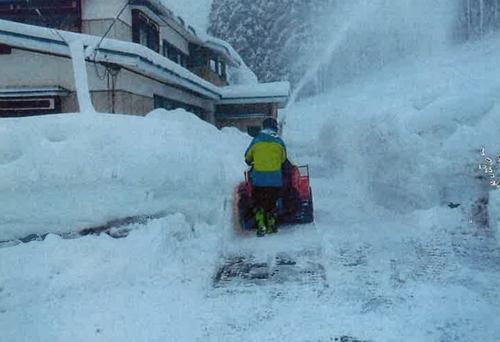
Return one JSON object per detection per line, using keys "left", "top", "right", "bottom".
{"left": 244, "top": 129, "right": 287, "bottom": 187}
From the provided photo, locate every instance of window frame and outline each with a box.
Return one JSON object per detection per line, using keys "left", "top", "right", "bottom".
{"left": 163, "top": 40, "right": 189, "bottom": 68}
{"left": 0, "top": 0, "right": 82, "bottom": 32}
{"left": 132, "top": 9, "right": 160, "bottom": 53}
{"left": 0, "top": 43, "right": 12, "bottom": 55}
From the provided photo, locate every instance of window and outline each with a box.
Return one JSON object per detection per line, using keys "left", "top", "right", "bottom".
{"left": 132, "top": 10, "right": 159, "bottom": 53}
{"left": 163, "top": 40, "right": 189, "bottom": 68}
{"left": 0, "top": 0, "right": 82, "bottom": 32}
{"left": 210, "top": 59, "right": 218, "bottom": 73}
{"left": 0, "top": 44, "right": 12, "bottom": 55}
{"left": 0, "top": 97, "right": 59, "bottom": 117}
{"left": 190, "top": 53, "right": 207, "bottom": 68}
{"left": 218, "top": 60, "right": 226, "bottom": 79}
{"left": 172, "top": 48, "right": 180, "bottom": 63}
{"left": 189, "top": 44, "right": 209, "bottom": 68}
{"left": 180, "top": 54, "right": 188, "bottom": 68}
{"left": 208, "top": 55, "right": 227, "bottom": 79}
{"left": 0, "top": 98, "right": 54, "bottom": 110}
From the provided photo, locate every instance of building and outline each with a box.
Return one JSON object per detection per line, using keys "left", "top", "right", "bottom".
{"left": 0, "top": 0, "right": 290, "bottom": 134}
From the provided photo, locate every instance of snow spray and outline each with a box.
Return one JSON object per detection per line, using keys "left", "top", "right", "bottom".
{"left": 286, "top": 0, "right": 458, "bottom": 110}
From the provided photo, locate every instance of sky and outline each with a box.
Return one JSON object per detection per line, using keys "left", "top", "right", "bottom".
{"left": 1, "top": 2, "right": 500, "bottom": 342}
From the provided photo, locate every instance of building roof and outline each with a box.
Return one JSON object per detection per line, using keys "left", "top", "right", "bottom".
{"left": 128, "top": 0, "right": 241, "bottom": 67}
{"left": 0, "top": 19, "right": 290, "bottom": 107}
{"left": 219, "top": 82, "right": 290, "bottom": 108}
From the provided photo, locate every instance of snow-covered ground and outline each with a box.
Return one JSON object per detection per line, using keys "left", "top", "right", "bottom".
{"left": 2, "top": 5, "right": 500, "bottom": 342}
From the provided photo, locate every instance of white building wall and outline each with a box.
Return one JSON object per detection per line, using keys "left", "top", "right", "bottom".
{"left": 0, "top": 48, "right": 214, "bottom": 115}
{"left": 0, "top": 49, "right": 75, "bottom": 90}
{"left": 82, "top": 19, "right": 131, "bottom": 41}
{"left": 82, "top": 0, "right": 131, "bottom": 24}
{"left": 81, "top": 1, "right": 190, "bottom": 55}
{"left": 108, "top": 66, "right": 213, "bottom": 111}
{"left": 81, "top": 0, "right": 132, "bottom": 41}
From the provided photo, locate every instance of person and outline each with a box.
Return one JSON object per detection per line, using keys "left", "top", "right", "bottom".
{"left": 244, "top": 117, "right": 287, "bottom": 236}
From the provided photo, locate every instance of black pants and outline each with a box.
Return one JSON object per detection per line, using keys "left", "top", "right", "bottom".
{"left": 252, "top": 186, "right": 281, "bottom": 213}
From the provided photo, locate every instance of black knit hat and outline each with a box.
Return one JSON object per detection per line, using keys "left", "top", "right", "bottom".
{"left": 262, "top": 117, "right": 278, "bottom": 132}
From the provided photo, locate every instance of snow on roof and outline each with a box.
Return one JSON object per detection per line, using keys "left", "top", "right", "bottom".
{"left": 219, "top": 81, "right": 291, "bottom": 107}
{"left": 221, "top": 81, "right": 291, "bottom": 99}
{"left": 196, "top": 31, "right": 244, "bottom": 68}
{"left": 0, "top": 19, "right": 220, "bottom": 98}
{"left": 0, "top": 19, "right": 289, "bottom": 104}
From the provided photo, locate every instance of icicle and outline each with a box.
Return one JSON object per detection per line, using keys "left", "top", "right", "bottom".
{"left": 68, "top": 39, "right": 96, "bottom": 114}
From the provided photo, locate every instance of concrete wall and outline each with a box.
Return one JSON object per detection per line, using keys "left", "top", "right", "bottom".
{"left": 1, "top": 48, "right": 214, "bottom": 117}
{"left": 59, "top": 91, "right": 153, "bottom": 115}
{"left": 191, "top": 66, "right": 227, "bottom": 87}
{"left": 93, "top": 90, "right": 154, "bottom": 115}
{"left": 61, "top": 89, "right": 175, "bottom": 116}
{"left": 82, "top": 20, "right": 191, "bottom": 61}
{"left": 108, "top": 65, "right": 214, "bottom": 112}
{"left": 60, "top": 93, "right": 79, "bottom": 113}
{"left": 80, "top": 0, "right": 133, "bottom": 41}
{"left": 82, "top": 0, "right": 131, "bottom": 23}
{"left": 81, "top": 2, "right": 191, "bottom": 62}
{"left": 0, "top": 49, "right": 76, "bottom": 90}
{"left": 82, "top": 19, "right": 131, "bottom": 41}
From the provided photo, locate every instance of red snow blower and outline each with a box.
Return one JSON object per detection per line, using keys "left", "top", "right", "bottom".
{"left": 233, "top": 161, "right": 314, "bottom": 234}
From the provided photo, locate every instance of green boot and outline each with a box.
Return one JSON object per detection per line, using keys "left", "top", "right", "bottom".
{"left": 266, "top": 212, "right": 278, "bottom": 234}
{"left": 254, "top": 208, "right": 267, "bottom": 236}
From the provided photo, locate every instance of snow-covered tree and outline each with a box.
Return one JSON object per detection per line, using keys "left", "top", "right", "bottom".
{"left": 457, "top": 0, "right": 500, "bottom": 40}
{"left": 209, "top": 0, "right": 500, "bottom": 100}
{"left": 208, "top": 0, "right": 335, "bottom": 86}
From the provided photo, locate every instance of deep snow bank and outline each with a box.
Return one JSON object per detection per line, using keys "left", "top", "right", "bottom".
{"left": 283, "top": 33, "right": 500, "bottom": 219}
{"left": 0, "top": 109, "right": 250, "bottom": 240}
